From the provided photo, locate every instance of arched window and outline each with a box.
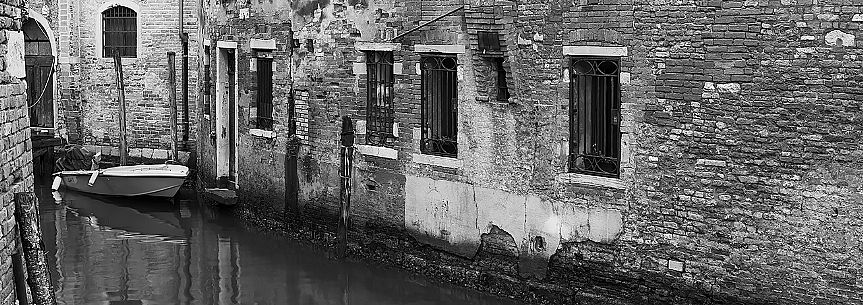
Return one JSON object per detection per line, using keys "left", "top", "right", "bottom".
{"left": 102, "top": 6, "right": 137, "bottom": 58}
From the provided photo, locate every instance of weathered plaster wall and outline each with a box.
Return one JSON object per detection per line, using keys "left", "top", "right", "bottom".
{"left": 199, "top": 0, "right": 863, "bottom": 304}
{"left": 55, "top": 0, "right": 199, "bottom": 150}
{"left": 0, "top": 1, "right": 35, "bottom": 304}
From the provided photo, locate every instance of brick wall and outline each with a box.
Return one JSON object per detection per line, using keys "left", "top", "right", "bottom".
{"left": 200, "top": 0, "right": 863, "bottom": 304}
{"left": 0, "top": 1, "right": 34, "bottom": 304}
{"left": 52, "top": 0, "right": 200, "bottom": 151}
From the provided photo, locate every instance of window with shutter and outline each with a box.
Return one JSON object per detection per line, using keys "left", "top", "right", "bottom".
{"left": 256, "top": 56, "right": 274, "bottom": 130}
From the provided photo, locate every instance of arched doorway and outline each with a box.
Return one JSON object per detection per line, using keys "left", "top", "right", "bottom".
{"left": 23, "top": 17, "right": 55, "bottom": 131}
{"left": 24, "top": 15, "right": 60, "bottom": 184}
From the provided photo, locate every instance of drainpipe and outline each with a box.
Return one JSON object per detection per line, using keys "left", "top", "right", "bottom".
{"left": 180, "top": 0, "right": 190, "bottom": 148}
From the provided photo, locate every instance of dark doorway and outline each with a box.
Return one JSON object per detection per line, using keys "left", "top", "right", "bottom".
{"left": 24, "top": 18, "right": 59, "bottom": 183}
{"left": 24, "top": 18, "right": 54, "bottom": 130}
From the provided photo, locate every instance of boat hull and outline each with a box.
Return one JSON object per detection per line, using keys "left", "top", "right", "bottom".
{"left": 56, "top": 165, "right": 189, "bottom": 197}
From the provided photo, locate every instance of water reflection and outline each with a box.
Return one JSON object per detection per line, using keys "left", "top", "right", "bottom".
{"left": 36, "top": 187, "right": 522, "bottom": 305}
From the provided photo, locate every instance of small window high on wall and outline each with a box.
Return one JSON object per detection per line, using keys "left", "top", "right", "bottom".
{"left": 102, "top": 6, "right": 137, "bottom": 58}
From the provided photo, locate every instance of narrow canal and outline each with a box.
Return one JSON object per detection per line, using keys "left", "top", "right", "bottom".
{"left": 34, "top": 186, "right": 523, "bottom": 305}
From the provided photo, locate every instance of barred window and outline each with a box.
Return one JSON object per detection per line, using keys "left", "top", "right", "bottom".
{"left": 102, "top": 6, "right": 137, "bottom": 58}
{"left": 569, "top": 58, "right": 621, "bottom": 177}
{"left": 256, "top": 56, "right": 274, "bottom": 130}
{"left": 365, "top": 51, "right": 394, "bottom": 146}
{"left": 420, "top": 55, "right": 458, "bottom": 157}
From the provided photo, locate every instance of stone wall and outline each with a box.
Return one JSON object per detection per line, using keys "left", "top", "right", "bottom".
{"left": 0, "top": 1, "right": 34, "bottom": 304}
{"left": 51, "top": 0, "right": 200, "bottom": 151}
{"left": 200, "top": 0, "right": 863, "bottom": 304}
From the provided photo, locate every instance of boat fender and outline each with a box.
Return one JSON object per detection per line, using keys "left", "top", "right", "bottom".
{"left": 51, "top": 176, "right": 62, "bottom": 191}
{"left": 88, "top": 171, "right": 100, "bottom": 186}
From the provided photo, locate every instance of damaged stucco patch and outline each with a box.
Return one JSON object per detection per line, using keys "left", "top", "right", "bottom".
{"left": 4, "top": 30, "right": 24, "bottom": 78}
{"left": 404, "top": 176, "right": 481, "bottom": 257}
{"left": 291, "top": 0, "right": 335, "bottom": 31}
{"left": 405, "top": 176, "right": 624, "bottom": 278}
{"left": 825, "top": 30, "right": 855, "bottom": 47}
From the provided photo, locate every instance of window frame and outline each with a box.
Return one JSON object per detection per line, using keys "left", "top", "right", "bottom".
{"left": 494, "top": 57, "right": 510, "bottom": 102}
{"left": 255, "top": 53, "right": 274, "bottom": 131}
{"left": 365, "top": 51, "right": 395, "bottom": 147}
{"left": 568, "top": 56, "right": 622, "bottom": 178}
{"left": 420, "top": 54, "right": 459, "bottom": 158}
{"left": 101, "top": 5, "right": 137, "bottom": 58}
{"left": 203, "top": 45, "right": 211, "bottom": 116}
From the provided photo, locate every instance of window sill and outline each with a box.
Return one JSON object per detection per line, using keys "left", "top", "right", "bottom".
{"left": 99, "top": 57, "right": 138, "bottom": 63}
{"left": 249, "top": 128, "right": 275, "bottom": 138}
{"left": 356, "top": 144, "right": 398, "bottom": 160}
{"left": 412, "top": 153, "right": 462, "bottom": 169}
{"left": 556, "top": 173, "right": 626, "bottom": 190}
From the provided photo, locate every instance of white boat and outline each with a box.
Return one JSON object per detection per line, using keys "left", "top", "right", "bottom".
{"left": 52, "top": 164, "right": 189, "bottom": 197}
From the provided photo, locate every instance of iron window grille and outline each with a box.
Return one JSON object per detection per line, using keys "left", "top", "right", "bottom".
{"left": 421, "top": 55, "right": 458, "bottom": 158}
{"left": 568, "top": 57, "right": 621, "bottom": 177}
{"left": 256, "top": 56, "right": 274, "bottom": 130}
{"left": 365, "top": 51, "right": 395, "bottom": 146}
{"left": 102, "top": 6, "right": 137, "bottom": 58}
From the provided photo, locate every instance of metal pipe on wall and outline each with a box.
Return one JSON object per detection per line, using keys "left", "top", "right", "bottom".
{"left": 179, "top": 0, "right": 189, "bottom": 147}
{"left": 168, "top": 52, "right": 179, "bottom": 161}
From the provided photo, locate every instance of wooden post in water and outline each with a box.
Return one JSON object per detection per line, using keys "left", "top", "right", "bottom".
{"left": 285, "top": 135, "right": 300, "bottom": 217}
{"left": 167, "top": 52, "right": 179, "bottom": 161}
{"left": 337, "top": 116, "right": 354, "bottom": 258}
{"left": 113, "top": 53, "right": 128, "bottom": 165}
{"left": 11, "top": 230, "right": 30, "bottom": 305}
{"left": 14, "top": 193, "right": 57, "bottom": 305}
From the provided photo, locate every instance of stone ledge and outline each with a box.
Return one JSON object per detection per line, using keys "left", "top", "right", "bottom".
{"left": 249, "top": 128, "right": 275, "bottom": 138}
{"left": 355, "top": 42, "right": 401, "bottom": 51}
{"left": 556, "top": 173, "right": 626, "bottom": 190}
{"left": 415, "top": 44, "right": 466, "bottom": 54}
{"left": 356, "top": 144, "right": 398, "bottom": 160}
{"left": 563, "top": 46, "right": 628, "bottom": 57}
{"left": 87, "top": 145, "right": 191, "bottom": 163}
{"left": 412, "top": 153, "right": 462, "bottom": 169}
{"left": 217, "top": 41, "right": 238, "bottom": 48}
{"left": 249, "top": 38, "right": 277, "bottom": 50}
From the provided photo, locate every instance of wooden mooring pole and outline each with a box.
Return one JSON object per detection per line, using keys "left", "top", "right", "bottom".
{"left": 14, "top": 193, "right": 57, "bottom": 305}
{"left": 337, "top": 116, "right": 354, "bottom": 258}
{"left": 113, "top": 53, "right": 128, "bottom": 166}
{"left": 11, "top": 236, "right": 30, "bottom": 305}
{"left": 167, "top": 52, "right": 179, "bottom": 161}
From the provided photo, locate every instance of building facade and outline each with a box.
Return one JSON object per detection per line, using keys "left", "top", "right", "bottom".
{"left": 198, "top": 0, "right": 863, "bottom": 304}
{"left": 0, "top": 0, "right": 34, "bottom": 304}
{"left": 23, "top": 0, "right": 200, "bottom": 158}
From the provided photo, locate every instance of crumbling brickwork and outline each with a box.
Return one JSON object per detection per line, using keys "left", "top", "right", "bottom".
{"left": 0, "top": 1, "right": 34, "bottom": 304}
{"left": 199, "top": 0, "right": 863, "bottom": 304}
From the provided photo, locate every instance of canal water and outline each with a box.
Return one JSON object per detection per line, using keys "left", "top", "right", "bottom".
{"left": 35, "top": 186, "right": 523, "bottom": 305}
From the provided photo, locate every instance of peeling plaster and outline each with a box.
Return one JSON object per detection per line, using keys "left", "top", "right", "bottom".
{"left": 825, "top": 30, "right": 855, "bottom": 47}
{"left": 405, "top": 176, "right": 624, "bottom": 278}
{"left": 5, "top": 30, "right": 24, "bottom": 79}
